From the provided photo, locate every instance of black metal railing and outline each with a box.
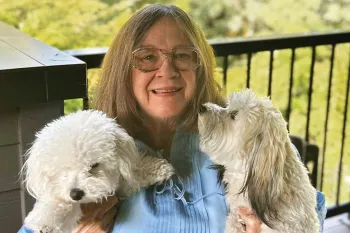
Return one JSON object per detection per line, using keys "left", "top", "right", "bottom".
{"left": 65, "top": 30, "right": 350, "bottom": 218}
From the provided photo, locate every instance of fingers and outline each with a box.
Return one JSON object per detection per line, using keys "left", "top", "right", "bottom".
{"left": 99, "top": 205, "right": 118, "bottom": 231}
{"left": 237, "top": 206, "right": 262, "bottom": 233}
{"left": 80, "top": 195, "right": 119, "bottom": 220}
{"left": 73, "top": 196, "right": 119, "bottom": 233}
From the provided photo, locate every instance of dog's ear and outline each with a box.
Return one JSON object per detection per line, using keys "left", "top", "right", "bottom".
{"left": 239, "top": 108, "right": 289, "bottom": 228}
{"left": 20, "top": 144, "right": 51, "bottom": 199}
{"left": 114, "top": 136, "right": 141, "bottom": 195}
{"left": 20, "top": 149, "right": 36, "bottom": 198}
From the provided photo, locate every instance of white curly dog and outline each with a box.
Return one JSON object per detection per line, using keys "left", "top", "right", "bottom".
{"left": 198, "top": 89, "right": 320, "bottom": 233}
{"left": 22, "top": 110, "right": 174, "bottom": 233}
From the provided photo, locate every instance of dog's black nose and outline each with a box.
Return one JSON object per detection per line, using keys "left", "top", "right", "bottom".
{"left": 198, "top": 104, "right": 207, "bottom": 114}
{"left": 70, "top": 188, "right": 85, "bottom": 201}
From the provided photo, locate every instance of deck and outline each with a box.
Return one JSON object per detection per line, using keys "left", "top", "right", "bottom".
{"left": 324, "top": 213, "right": 350, "bottom": 233}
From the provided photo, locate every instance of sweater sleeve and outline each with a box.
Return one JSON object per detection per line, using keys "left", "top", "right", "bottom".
{"left": 17, "top": 226, "right": 33, "bottom": 233}
{"left": 316, "top": 191, "right": 327, "bottom": 232}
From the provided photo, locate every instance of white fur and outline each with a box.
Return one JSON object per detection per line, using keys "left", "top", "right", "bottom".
{"left": 198, "top": 89, "right": 320, "bottom": 233}
{"left": 22, "top": 110, "right": 174, "bottom": 233}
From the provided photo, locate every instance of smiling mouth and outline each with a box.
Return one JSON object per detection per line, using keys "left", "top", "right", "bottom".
{"left": 152, "top": 88, "right": 182, "bottom": 94}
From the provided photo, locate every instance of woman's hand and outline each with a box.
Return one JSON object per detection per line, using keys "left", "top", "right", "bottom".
{"left": 237, "top": 206, "right": 262, "bottom": 233}
{"left": 72, "top": 195, "right": 118, "bottom": 233}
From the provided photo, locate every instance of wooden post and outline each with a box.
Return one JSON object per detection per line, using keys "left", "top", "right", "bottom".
{"left": 0, "top": 22, "right": 86, "bottom": 232}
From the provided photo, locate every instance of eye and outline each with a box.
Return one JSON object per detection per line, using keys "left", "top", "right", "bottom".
{"left": 230, "top": 110, "right": 238, "bottom": 120}
{"left": 174, "top": 48, "right": 193, "bottom": 59}
{"left": 174, "top": 53, "right": 191, "bottom": 60}
{"left": 134, "top": 48, "right": 159, "bottom": 63}
{"left": 218, "top": 102, "right": 228, "bottom": 108}
{"left": 143, "top": 55, "right": 157, "bottom": 61}
{"left": 90, "top": 163, "right": 100, "bottom": 169}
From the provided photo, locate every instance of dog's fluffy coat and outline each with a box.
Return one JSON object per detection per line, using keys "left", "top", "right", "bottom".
{"left": 22, "top": 110, "right": 174, "bottom": 233}
{"left": 198, "top": 89, "right": 320, "bottom": 233}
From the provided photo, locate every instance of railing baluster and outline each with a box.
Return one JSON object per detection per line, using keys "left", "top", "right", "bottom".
{"left": 247, "top": 53, "right": 252, "bottom": 88}
{"left": 83, "top": 75, "right": 89, "bottom": 110}
{"left": 268, "top": 50, "right": 274, "bottom": 97}
{"left": 83, "top": 97, "right": 89, "bottom": 110}
{"left": 320, "top": 44, "right": 336, "bottom": 191}
{"left": 223, "top": 56, "right": 228, "bottom": 91}
{"left": 286, "top": 48, "right": 296, "bottom": 130}
{"left": 305, "top": 46, "right": 316, "bottom": 143}
{"left": 336, "top": 44, "right": 350, "bottom": 205}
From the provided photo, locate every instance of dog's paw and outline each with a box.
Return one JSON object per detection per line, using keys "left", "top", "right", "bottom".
{"left": 38, "top": 226, "right": 55, "bottom": 233}
{"left": 25, "top": 220, "right": 56, "bottom": 233}
{"left": 156, "top": 159, "right": 175, "bottom": 182}
{"left": 136, "top": 155, "right": 175, "bottom": 186}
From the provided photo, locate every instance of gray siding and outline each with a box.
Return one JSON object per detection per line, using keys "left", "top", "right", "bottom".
{"left": 0, "top": 102, "right": 63, "bottom": 232}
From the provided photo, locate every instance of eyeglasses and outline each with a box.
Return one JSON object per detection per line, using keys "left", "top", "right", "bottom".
{"left": 131, "top": 47, "right": 201, "bottom": 72}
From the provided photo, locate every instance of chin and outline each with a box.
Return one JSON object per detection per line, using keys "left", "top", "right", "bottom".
{"left": 153, "top": 113, "right": 180, "bottom": 121}
{"left": 149, "top": 107, "right": 186, "bottom": 120}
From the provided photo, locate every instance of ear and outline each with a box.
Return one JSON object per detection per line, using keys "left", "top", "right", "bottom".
{"left": 20, "top": 145, "right": 50, "bottom": 199}
{"left": 19, "top": 149, "right": 36, "bottom": 198}
{"left": 239, "top": 109, "right": 289, "bottom": 228}
{"left": 114, "top": 136, "right": 141, "bottom": 197}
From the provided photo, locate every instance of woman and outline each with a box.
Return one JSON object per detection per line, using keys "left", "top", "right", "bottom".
{"left": 18, "top": 4, "right": 325, "bottom": 233}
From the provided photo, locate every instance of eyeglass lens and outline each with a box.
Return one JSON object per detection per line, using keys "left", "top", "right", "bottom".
{"left": 133, "top": 48, "right": 200, "bottom": 72}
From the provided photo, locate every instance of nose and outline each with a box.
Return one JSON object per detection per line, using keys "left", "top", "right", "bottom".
{"left": 70, "top": 188, "right": 85, "bottom": 201}
{"left": 156, "top": 57, "right": 179, "bottom": 79}
{"left": 198, "top": 104, "right": 208, "bottom": 114}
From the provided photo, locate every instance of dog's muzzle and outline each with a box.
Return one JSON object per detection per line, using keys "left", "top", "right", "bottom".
{"left": 70, "top": 188, "right": 85, "bottom": 201}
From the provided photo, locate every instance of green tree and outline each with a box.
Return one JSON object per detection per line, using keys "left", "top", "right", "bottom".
{"left": 0, "top": 0, "right": 133, "bottom": 50}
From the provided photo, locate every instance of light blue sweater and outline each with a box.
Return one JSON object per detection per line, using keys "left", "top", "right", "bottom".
{"left": 18, "top": 131, "right": 326, "bottom": 233}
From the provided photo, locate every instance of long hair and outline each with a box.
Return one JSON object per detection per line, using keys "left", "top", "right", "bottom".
{"left": 76, "top": 4, "right": 225, "bottom": 232}
{"left": 93, "top": 4, "right": 225, "bottom": 136}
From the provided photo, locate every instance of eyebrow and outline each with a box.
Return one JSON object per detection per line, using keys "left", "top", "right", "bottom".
{"left": 136, "top": 44, "right": 193, "bottom": 50}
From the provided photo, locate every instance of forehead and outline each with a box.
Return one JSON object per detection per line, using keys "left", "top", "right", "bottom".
{"left": 140, "top": 17, "right": 192, "bottom": 50}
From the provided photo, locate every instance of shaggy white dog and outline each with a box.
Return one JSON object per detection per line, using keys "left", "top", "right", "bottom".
{"left": 22, "top": 110, "right": 174, "bottom": 233}
{"left": 198, "top": 89, "right": 320, "bottom": 233}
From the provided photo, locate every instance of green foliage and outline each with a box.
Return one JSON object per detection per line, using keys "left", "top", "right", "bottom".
{"left": 0, "top": 0, "right": 133, "bottom": 50}
{"left": 64, "top": 99, "right": 83, "bottom": 114}
{"left": 1, "top": 0, "right": 349, "bottom": 206}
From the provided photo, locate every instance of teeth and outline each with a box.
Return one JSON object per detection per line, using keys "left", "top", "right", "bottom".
{"left": 153, "top": 88, "right": 180, "bottom": 93}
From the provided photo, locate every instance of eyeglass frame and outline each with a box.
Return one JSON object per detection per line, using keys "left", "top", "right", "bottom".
{"left": 131, "top": 46, "right": 201, "bottom": 73}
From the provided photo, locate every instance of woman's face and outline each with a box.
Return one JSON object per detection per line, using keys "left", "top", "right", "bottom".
{"left": 132, "top": 17, "right": 196, "bottom": 120}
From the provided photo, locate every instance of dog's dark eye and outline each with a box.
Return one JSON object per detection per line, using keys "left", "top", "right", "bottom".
{"left": 230, "top": 110, "right": 238, "bottom": 120}
{"left": 218, "top": 102, "right": 228, "bottom": 108}
{"left": 91, "top": 163, "right": 100, "bottom": 169}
